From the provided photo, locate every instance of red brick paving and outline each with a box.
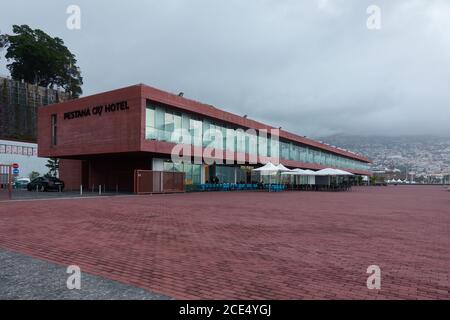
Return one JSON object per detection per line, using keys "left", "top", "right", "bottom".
{"left": 0, "top": 186, "right": 449, "bottom": 299}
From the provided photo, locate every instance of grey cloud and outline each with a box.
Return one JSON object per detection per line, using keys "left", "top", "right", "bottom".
{"left": 1, "top": 0, "right": 450, "bottom": 137}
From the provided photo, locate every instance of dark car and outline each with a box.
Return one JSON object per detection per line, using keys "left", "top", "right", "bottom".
{"left": 27, "top": 177, "right": 65, "bottom": 192}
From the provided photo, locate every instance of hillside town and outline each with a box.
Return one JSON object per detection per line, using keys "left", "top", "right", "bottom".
{"left": 320, "top": 135, "right": 450, "bottom": 184}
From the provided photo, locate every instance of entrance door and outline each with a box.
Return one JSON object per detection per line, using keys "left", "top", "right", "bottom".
{"left": 81, "top": 161, "right": 89, "bottom": 189}
{"left": 0, "top": 164, "right": 12, "bottom": 200}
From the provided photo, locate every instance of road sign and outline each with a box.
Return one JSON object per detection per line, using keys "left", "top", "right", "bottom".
{"left": 12, "top": 163, "right": 19, "bottom": 169}
{"left": 13, "top": 168, "right": 20, "bottom": 175}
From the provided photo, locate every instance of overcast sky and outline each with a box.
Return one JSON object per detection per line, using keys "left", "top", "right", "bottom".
{"left": 1, "top": 0, "right": 450, "bottom": 137}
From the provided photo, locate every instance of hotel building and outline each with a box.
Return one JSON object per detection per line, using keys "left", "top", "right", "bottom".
{"left": 38, "top": 84, "right": 371, "bottom": 191}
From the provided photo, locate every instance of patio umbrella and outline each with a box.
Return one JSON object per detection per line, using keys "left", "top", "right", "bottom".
{"left": 274, "top": 163, "right": 291, "bottom": 187}
{"left": 281, "top": 170, "right": 298, "bottom": 189}
{"left": 299, "top": 169, "right": 317, "bottom": 185}
{"left": 275, "top": 163, "right": 291, "bottom": 172}
{"left": 252, "top": 162, "right": 279, "bottom": 174}
{"left": 315, "top": 168, "right": 346, "bottom": 186}
{"left": 281, "top": 169, "right": 317, "bottom": 186}
{"left": 315, "top": 168, "right": 341, "bottom": 176}
{"left": 252, "top": 162, "right": 279, "bottom": 191}
{"left": 281, "top": 171, "right": 298, "bottom": 175}
{"left": 333, "top": 169, "right": 354, "bottom": 176}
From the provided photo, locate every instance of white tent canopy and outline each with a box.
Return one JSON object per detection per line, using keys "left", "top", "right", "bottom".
{"left": 252, "top": 162, "right": 280, "bottom": 175}
{"left": 315, "top": 168, "right": 341, "bottom": 176}
{"left": 281, "top": 171, "right": 299, "bottom": 175}
{"left": 282, "top": 168, "right": 319, "bottom": 176}
{"left": 333, "top": 169, "right": 354, "bottom": 176}
{"left": 292, "top": 168, "right": 307, "bottom": 175}
{"left": 275, "top": 163, "right": 291, "bottom": 172}
{"left": 316, "top": 168, "right": 354, "bottom": 176}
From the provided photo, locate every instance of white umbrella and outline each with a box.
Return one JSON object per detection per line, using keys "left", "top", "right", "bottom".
{"left": 333, "top": 169, "right": 354, "bottom": 176}
{"left": 291, "top": 168, "right": 315, "bottom": 186}
{"left": 315, "top": 168, "right": 354, "bottom": 187}
{"left": 252, "top": 162, "right": 279, "bottom": 174}
{"left": 252, "top": 162, "right": 279, "bottom": 192}
{"left": 275, "top": 163, "right": 291, "bottom": 172}
{"left": 281, "top": 171, "right": 298, "bottom": 175}
{"left": 316, "top": 168, "right": 354, "bottom": 176}
{"left": 281, "top": 169, "right": 309, "bottom": 175}
{"left": 315, "top": 168, "right": 341, "bottom": 176}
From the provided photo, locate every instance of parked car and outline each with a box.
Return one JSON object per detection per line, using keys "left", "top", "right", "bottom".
{"left": 27, "top": 177, "right": 65, "bottom": 192}
{"left": 14, "top": 178, "right": 31, "bottom": 189}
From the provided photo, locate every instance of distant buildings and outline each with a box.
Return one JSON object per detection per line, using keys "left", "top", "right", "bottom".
{"left": 0, "top": 139, "right": 48, "bottom": 178}
{"left": 321, "top": 135, "right": 450, "bottom": 181}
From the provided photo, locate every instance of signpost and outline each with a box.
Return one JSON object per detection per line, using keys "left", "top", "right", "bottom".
{"left": 12, "top": 163, "right": 19, "bottom": 176}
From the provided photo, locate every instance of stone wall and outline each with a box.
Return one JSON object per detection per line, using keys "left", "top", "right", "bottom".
{"left": 0, "top": 77, "right": 71, "bottom": 142}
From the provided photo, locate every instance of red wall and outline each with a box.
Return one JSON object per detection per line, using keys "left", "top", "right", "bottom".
{"left": 59, "top": 159, "right": 82, "bottom": 191}
{"left": 38, "top": 85, "right": 143, "bottom": 158}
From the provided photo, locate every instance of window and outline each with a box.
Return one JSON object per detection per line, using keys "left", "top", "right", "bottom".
{"left": 165, "top": 111, "right": 176, "bottom": 142}
{"left": 165, "top": 112, "right": 174, "bottom": 133}
{"left": 190, "top": 118, "right": 202, "bottom": 147}
{"left": 155, "top": 106, "right": 165, "bottom": 140}
{"left": 51, "top": 114, "right": 57, "bottom": 146}
{"left": 145, "top": 105, "right": 156, "bottom": 139}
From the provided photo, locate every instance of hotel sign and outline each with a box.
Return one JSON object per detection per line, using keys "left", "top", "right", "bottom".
{"left": 64, "top": 100, "right": 129, "bottom": 120}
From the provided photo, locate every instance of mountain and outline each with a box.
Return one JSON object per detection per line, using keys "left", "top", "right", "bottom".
{"left": 318, "top": 135, "right": 450, "bottom": 176}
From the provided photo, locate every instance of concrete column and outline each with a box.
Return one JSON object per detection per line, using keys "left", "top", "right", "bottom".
{"left": 201, "top": 164, "right": 206, "bottom": 184}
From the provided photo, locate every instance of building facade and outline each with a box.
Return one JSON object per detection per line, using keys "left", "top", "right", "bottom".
{"left": 0, "top": 139, "right": 49, "bottom": 178}
{"left": 38, "top": 84, "right": 371, "bottom": 191}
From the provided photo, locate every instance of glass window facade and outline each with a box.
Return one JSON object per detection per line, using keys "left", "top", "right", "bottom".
{"left": 208, "top": 165, "right": 250, "bottom": 184}
{"left": 146, "top": 100, "right": 370, "bottom": 172}
{"left": 163, "top": 160, "right": 201, "bottom": 185}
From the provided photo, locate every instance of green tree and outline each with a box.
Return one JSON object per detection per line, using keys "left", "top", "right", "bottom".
{"left": 0, "top": 31, "right": 6, "bottom": 52}
{"left": 29, "top": 171, "right": 40, "bottom": 180}
{"left": 1, "top": 25, "right": 83, "bottom": 98}
{"left": 45, "top": 158, "right": 59, "bottom": 177}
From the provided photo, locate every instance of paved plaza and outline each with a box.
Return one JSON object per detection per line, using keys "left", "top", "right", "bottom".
{"left": 0, "top": 186, "right": 449, "bottom": 299}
